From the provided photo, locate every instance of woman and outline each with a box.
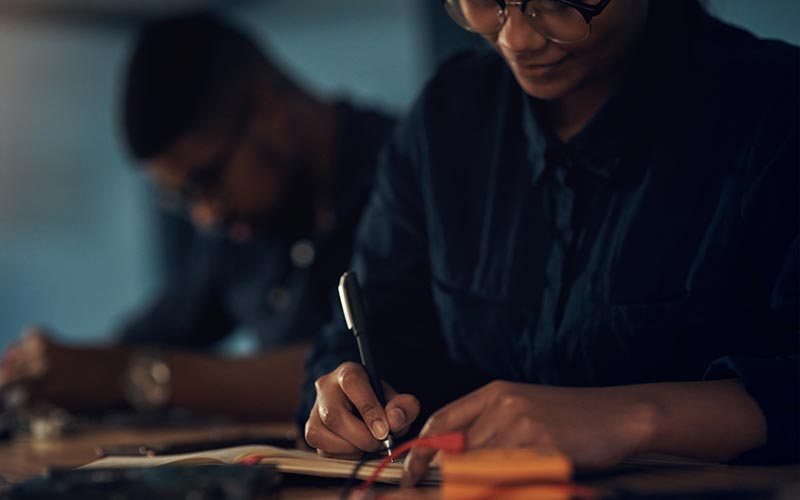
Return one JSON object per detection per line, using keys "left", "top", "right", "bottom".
{"left": 301, "top": 0, "right": 798, "bottom": 485}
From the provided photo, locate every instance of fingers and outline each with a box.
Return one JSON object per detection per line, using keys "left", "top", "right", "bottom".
{"left": 0, "top": 327, "right": 61, "bottom": 396}
{"left": 21, "top": 325, "right": 49, "bottom": 341}
{"left": 304, "top": 403, "right": 365, "bottom": 457}
{"left": 385, "top": 393, "right": 420, "bottom": 436}
{"left": 336, "top": 363, "right": 390, "bottom": 441}
{"left": 314, "top": 374, "right": 383, "bottom": 453}
{"left": 421, "top": 383, "right": 497, "bottom": 436}
{"left": 305, "top": 362, "right": 422, "bottom": 458}
{"left": 466, "top": 406, "right": 536, "bottom": 449}
{"left": 403, "top": 384, "right": 494, "bottom": 487}
{"left": 0, "top": 343, "right": 22, "bottom": 377}
{"left": 305, "top": 362, "right": 385, "bottom": 456}
{"left": 0, "top": 335, "right": 48, "bottom": 388}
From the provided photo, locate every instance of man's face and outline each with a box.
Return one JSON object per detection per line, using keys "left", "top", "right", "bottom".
{"left": 147, "top": 95, "right": 315, "bottom": 242}
{"left": 481, "top": 0, "right": 648, "bottom": 100}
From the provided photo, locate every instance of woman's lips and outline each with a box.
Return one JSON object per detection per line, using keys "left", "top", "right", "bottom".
{"left": 510, "top": 54, "right": 571, "bottom": 77}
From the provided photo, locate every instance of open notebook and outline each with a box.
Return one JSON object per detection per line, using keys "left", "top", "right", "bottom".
{"left": 81, "top": 445, "right": 439, "bottom": 485}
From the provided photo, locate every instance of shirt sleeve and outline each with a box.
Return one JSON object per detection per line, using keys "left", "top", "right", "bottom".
{"left": 704, "top": 79, "right": 799, "bottom": 464}
{"left": 117, "top": 237, "right": 234, "bottom": 350}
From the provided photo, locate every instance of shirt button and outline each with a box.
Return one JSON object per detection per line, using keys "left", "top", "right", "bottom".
{"left": 290, "top": 239, "right": 316, "bottom": 268}
{"left": 266, "top": 287, "right": 292, "bottom": 311}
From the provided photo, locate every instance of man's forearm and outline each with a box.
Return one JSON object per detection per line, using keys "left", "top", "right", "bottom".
{"left": 165, "top": 342, "right": 310, "bottom": 420}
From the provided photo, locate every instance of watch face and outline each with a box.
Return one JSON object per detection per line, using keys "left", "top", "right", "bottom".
{"left": 124, "top": 353, "right": 172, "bottom": 412}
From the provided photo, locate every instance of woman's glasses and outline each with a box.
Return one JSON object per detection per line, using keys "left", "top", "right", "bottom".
{"left": 441, "top": 0, "right": 611, "bottom": 44}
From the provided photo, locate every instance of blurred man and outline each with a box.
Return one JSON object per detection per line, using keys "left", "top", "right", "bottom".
{"left": 0, "top": 14, "right": 394, "bottom": 420}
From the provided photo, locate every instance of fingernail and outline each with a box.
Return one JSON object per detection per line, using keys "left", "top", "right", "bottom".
{"left": 388, "top": 408, "right": 406, "bottom": 430}
{"left": 371, "top": 420, "right": 388, "bottom": 440}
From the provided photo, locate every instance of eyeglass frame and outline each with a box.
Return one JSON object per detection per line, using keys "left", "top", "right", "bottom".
{"left": 155, "top": 92, "right": 298, "bottom": 232}
{"left": 441, "top": 0, "right": 613, "bottom": 40}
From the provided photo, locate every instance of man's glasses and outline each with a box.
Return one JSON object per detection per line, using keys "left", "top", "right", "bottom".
{"left": 441, "top": 0, "right": 612, "bottom": 44}
{"left": 179, "top": 100, "right": 254, "bottom": 202}
{"left": 155, "top": 98, "right": 254, "bottom": 219}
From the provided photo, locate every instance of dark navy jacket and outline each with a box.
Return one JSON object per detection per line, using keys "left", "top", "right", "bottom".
{"left": 303, "top": 1, "right": 799, "bottom": 463}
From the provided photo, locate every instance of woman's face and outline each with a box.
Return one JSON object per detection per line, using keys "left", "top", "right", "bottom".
{"left": 482, "top": 0, "right": 649, "bottom": 100}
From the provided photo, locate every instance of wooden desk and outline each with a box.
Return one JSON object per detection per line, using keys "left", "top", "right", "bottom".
{"left": 0, "top": 421, "right": 295, "bottom": 485}
{"left": 1, "top": 422, "right": 798, "bottom": 499}
{"left": 0, "top": 421, "right": 347, "bottom": 499}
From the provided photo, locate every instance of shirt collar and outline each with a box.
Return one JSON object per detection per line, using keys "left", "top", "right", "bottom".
{"left": 522, "top": 93, "right": 549, "bottom": 185}
{"left": 522, "top": 0, "right": 689, "bottom": 183}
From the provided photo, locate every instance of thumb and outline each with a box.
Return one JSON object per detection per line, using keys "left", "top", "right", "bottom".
{"left": 385, "top": 393, "right": 421, "bottom": 436}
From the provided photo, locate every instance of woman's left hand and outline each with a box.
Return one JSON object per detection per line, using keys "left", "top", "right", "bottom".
{"left": 402, "top": 380, "right": 657, "bottom": 486}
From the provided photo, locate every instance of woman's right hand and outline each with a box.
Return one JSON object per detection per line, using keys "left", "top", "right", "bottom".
{"left": 304, "top": 361, "right": 421, "bottom": 458}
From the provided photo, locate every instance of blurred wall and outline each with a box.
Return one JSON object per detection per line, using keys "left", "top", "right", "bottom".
{"left": 711, "top": 0, "right": 800, "bottom": 46}
{"left": 229, "top": 0, "right": 429, "bottom": 112}
{"left": 0, "top": 19, "right": 152, "bottom": 345}
{"left": 0, "top": 0, "right": 797, "bottom": 349}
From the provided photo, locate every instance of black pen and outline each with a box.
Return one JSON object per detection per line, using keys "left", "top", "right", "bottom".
{"left": 338, "top": 271, "right": 395, "bottom": 457}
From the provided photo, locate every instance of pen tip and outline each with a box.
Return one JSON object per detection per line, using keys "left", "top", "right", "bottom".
{"left": 383, "top": 436, "right": 395, "bottom": 461}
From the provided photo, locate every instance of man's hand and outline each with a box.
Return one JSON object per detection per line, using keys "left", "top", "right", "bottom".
{"left": 0, "top": 327, "right": 128, "bottom": 411}
{"left": 304, "top": 361, "right": 421, "bottom": 458}
{"left": 402, "top": 380, "right": 656, "bottom": 486}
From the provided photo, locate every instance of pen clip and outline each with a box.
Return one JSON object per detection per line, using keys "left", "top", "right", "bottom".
{"left": 338, "top": 271, "right": 367, "bottom": 335}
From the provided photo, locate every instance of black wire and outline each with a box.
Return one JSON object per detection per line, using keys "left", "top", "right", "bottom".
{"left": 339, "top": 452, "right": 384, "bottom": 500}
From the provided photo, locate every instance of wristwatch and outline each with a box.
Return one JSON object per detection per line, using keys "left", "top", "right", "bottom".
{"left": 123, "top": 350, "right": 173, "bottom": 413}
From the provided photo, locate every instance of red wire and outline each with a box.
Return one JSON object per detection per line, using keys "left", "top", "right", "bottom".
{"left": 238, "top": 454, "right": 268, "bottom": 466}
{"left": 354, "top": 432, "right": 466, "bottom": 494}
{"left": 239, "top": 434, "right": 598, "bottom": 500}
{"left": 237, "top": 433, "right": 467, "bottom": 497}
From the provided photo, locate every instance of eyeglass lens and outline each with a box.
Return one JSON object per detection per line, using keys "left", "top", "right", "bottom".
{"left": 444, "top": 0, "right": 590, "bottom": 43}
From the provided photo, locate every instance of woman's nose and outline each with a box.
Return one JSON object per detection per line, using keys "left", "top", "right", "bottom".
{"left": 497, "top": 6, "right": 549, "bottom": 53}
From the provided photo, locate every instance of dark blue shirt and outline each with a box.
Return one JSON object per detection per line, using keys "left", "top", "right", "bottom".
{"left": 303, "top": 2, "right": 799, "bottom": 463}
{"left": 120, "top": 102, "right": 395, "bottom": 350}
